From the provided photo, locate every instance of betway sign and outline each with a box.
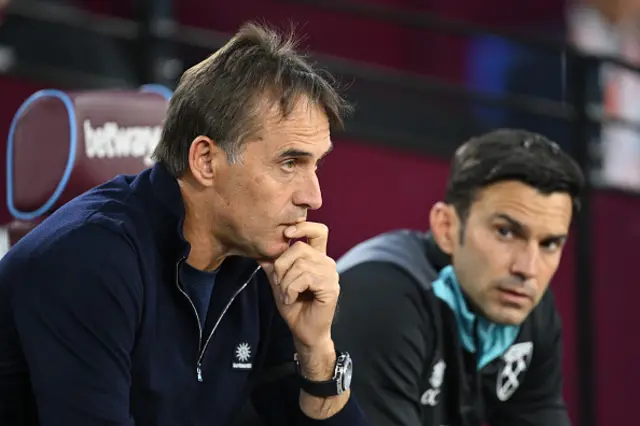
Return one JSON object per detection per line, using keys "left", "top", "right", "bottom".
{"left": 83, "top": 120, "right": 161, "bottom": 166}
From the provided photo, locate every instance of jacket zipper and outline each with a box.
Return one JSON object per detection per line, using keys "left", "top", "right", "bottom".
{"left": 175, "top": 257, "right": 261, "bottom": 383}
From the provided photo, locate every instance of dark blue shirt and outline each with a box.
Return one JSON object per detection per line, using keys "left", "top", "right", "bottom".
{"left": 179, "top": 262, "right": 217, "bottom": 329}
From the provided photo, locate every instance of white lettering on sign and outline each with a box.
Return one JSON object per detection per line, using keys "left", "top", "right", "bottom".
{"left": 83, "top": 119, "right": 161, "bottom": 166}
{"left": 0, "top": 227, "right": 9, "bottom": 260}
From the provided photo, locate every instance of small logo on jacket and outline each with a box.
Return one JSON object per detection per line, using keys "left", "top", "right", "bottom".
{"left": 232, "top": 342, "right": 252, "bottom": 370}
{"left": 496, "top": 341, "right": 533, "bottom": 401}
{"left": 420, "top": 359, "right": 446, "bottom": 406}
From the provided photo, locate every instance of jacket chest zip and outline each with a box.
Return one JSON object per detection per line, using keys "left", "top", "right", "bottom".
{"left": 174, "top": 257, "right": 261, "bottom": 382}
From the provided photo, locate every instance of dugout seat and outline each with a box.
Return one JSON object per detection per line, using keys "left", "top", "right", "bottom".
{"left": 0, "top": 84, "right": 172, "bottom": 258}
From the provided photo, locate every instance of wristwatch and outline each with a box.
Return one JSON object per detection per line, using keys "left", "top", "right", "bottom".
{"left": 294, "top": 351, "right": 353, "bottom": 397}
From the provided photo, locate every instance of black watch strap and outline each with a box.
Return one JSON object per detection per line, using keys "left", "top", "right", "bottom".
{"left": 294, "top": 351, "right": 352, "bottom": 398}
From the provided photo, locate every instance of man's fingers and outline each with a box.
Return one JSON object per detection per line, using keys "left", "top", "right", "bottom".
{"left": 272, "top": 242, "right": 312, "bottom": 284}
{"left": 276, "top": 258, "right": 339, "bottom": 306}
{"left": 266, "top": 222, "right": 330, "bottom": 288}
{"left": 275, "top": 264, "right": 308, "bottom": 305}
{"left": 266, "top": 257, "right": 307, "bottom": 305}
{"left": 284, "top": 222, "right": 328, "bottom": 254}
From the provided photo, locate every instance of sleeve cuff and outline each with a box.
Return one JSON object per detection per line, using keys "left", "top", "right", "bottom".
{"left": 296, "top": 395, "right": 368, "bottom": 426}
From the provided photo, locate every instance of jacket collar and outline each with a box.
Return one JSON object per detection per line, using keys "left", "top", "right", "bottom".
{"left": 141, "top": 162, "right": 190, "bottom": 259}
{"left": 149, "top": 162, "right": 186, "bottom": 221}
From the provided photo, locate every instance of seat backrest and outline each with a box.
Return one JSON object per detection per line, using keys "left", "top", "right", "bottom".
{"left": 1, "top": 84, "right": 171, "bottom": 258}
{"left": 6, "top": 85, "right": 171, "bottom": 221}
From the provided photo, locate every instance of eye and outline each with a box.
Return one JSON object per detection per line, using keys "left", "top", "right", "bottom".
{"left": 495, "top": 225, "right": 514, "bottom": 239}
{"left": 281, "top": 159, "right": 296, "bottom": 172}
{"left": 540, "top": 239, "right": 562, "bottom": 253}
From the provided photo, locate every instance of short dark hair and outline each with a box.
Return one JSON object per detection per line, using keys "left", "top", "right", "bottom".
{"left": 153, "top": 21, "right": 351, "bottom": 176}
{"left": 445, "top": 128, "right": 585, "bottom": 224}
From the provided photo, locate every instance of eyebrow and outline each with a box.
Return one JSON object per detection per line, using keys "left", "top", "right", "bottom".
{"left": 492, "top": 213, "right": 568, "bottom": 242}
{"left": 277, "top": 142, "right": 333, "bottom": 161}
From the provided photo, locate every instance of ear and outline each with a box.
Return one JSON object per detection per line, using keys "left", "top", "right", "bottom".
{"left": 429, "top": 202, "right": 459, "bottom": 255}
{"left": 187, "top": 136, "right": 224, "bottom": 187}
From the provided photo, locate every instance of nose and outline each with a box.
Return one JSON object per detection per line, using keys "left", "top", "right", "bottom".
{"left": 511, "top": 243, "right": 539, "bottom": 281}
{"left": 292, "top": 171, "right": 323, "bottom": 210}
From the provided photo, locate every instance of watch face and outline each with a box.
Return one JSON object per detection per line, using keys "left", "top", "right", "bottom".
{"left": 341, "top": 357, "right": 353, "bottom": 391}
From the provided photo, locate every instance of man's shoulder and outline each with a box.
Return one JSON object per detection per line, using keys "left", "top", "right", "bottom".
{"left": 337, "top": 229, "right": 438, "bottom": 287}
{"left": 335, "top": 253, "right": 438, "bottom": 332}
{"left": 518, "top": 289, "right": 562, "bottom": 349}
{"left": 2, "top": 218, "right": 133, "bottom": 273}
{"left": 64, "top": 175, "right": 151, "bottom": 234}
{"left": 337, "top": 229, "right": 427, "bottom": 265}
{"left": 338, "top": 258, "right": 423, "bottom": 286}
{"left": 1, "top": 181, "right": 149, "bottom": 274}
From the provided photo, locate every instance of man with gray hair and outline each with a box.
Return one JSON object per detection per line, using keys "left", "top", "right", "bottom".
{"left": 0, "top": 22, "right": 365, "bottom": 426}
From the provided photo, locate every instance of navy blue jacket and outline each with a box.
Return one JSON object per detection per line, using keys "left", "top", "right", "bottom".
{"left": 0, "top": 163, "right": 367, "bottom": 426}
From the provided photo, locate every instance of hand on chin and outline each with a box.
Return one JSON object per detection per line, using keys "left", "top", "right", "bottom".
{"left": 258, "top": 222, "right": 339, "bottom": 349}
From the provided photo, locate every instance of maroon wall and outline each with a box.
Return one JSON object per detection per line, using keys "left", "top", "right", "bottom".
{"left": 170, "top": 0, "right": 564, "bottom": 85}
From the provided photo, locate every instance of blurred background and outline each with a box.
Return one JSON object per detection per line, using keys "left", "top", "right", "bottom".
{"left": 0, "top": 0, "right": 639, "bottom": 425}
